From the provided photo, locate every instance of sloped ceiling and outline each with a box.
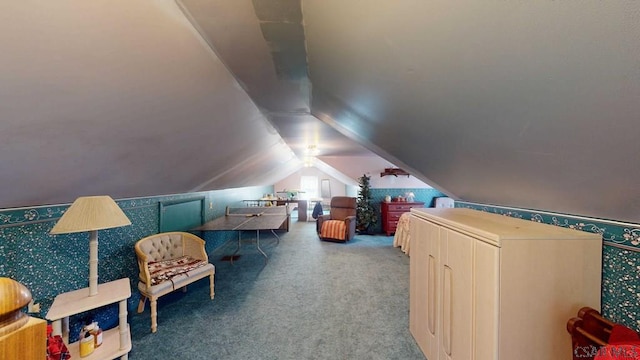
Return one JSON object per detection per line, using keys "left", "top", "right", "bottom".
{"left": 1, "top": 1, "right": 639, "bottom": 224}
{"left": 0, "top": 1, "right": 302, "bottom": 207}
{"left": 178, "top": 0, "right": 375, "bottom": 160}
{"left": 302, "top": 0, "right": 640, "bottom": 223}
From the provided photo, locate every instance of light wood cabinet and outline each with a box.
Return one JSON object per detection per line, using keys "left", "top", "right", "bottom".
{"left": 409, "top": 208, "right": 602, "bottom": 360}
{"left": 46, "top": 278, "right": 131, "bottom": 360}
{"left": 410, "top": 218, "right": 440, "bottom": 360}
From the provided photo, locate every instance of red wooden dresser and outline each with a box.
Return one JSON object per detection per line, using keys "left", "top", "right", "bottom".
{"left": 381, "top": 201, "right": 424, "bottom": 236}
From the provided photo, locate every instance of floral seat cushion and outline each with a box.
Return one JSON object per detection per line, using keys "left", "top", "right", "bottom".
{"left": 147, "top": 255, "right": 207, "bottom": 286}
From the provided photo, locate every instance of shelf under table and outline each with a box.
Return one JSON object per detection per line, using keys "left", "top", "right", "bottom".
{"left": 65, "top": 324, "right": 131, "bottom": 360}
{"left": 46, "top": 278, "right": 132, "bottom": 360}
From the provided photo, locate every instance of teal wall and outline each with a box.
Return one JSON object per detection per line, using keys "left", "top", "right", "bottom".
{"left": 458, "top": 201, "right": 640, "bottom": 333}
{"left": 0, "top": 185, "right": 272, "bottom": 335}
{"left": 370, "top": 188, "right": 446, "bottom": 234}
{"left": 4, "top": 188, "right": 637, "bottom": 335}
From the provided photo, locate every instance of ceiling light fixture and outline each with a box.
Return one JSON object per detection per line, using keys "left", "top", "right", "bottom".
{"left": 305, "top": 144, "right": 319, "bottom": 156}
{"left": 303, "top": 156, "right": 314, "bottom": 167}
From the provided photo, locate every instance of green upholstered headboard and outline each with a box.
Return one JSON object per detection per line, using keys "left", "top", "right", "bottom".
{"left": 158, "top": 197, "right": 205, "bottom": 232}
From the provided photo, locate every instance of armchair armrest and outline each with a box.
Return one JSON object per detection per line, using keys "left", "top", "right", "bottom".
{"left": 182, "top": 233, "right": 209, "bottom": 262}
{"left": 344, "top": 215, "right": 357, "bottom": 240}
{"left": 134, "top": 246, "right": 153, "bottom": 290}
{"left": 316, "top": 214, "right": 330, "bottom": 234}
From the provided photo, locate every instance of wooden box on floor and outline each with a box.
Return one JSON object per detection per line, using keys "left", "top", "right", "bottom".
{"left": 0, "top": 317, "right": 47, "bottom": 360}
{"left": 0, "top": 277, "right": 47, "bottom": 360}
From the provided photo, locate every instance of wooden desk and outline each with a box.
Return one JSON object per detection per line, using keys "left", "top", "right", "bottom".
{"left": 193, "top": 206, "right": 288, "bottom": 263}
{"left": 275, "top": 199, "right": 308, "bottom": 221}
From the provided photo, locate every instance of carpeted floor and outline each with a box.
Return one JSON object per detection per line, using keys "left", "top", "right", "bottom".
{"left": 129, "top": 220, "right": 426, "bottom": 360}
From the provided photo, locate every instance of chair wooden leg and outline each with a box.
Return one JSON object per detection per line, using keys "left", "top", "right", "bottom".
{"left": 209, "top": 273, "right": 215, "bottom": 299}
{"left": 150, "top": 297, "right": 158, "bottom": 333}
{"left": 137, "top": 296, "right": 147, "bottom": 313}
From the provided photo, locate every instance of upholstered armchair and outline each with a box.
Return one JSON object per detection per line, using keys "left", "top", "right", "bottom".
{"left": 135, "top": 232, "right": 215, "bottom": 333}
{"left": 316, "top": 196, "right": 357, "bottom": 242}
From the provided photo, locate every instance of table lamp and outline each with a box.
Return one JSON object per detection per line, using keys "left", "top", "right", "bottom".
{"left": 50, "top": 196, "right": 131, "bottom": 296}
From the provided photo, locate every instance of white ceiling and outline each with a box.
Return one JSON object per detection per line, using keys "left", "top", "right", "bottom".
{"left": 1, "top": 1, "right": 638, "bottom": 223}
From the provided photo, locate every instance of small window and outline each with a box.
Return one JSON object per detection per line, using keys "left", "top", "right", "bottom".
{"left": 300, "top": 176, "right": 318, "bottom": 199}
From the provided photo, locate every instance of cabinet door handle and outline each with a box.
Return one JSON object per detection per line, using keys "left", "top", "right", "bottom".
{"left": 428, "top": 255, "right": 436, "bottom": 335}
{"left": 443, "top": 265, "right": 452, "bottom": 356}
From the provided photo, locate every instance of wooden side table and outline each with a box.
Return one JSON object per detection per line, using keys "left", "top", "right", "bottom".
{"left": 46, "top": 278, "right": 131, "bottom": 360}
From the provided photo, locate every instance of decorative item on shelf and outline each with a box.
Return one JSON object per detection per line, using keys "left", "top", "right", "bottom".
{"left": 86, "top": 321, "right": 102, "bottom": 348}
{"left": 384, "top": 195, "right": 391, "bottom": 203}
{"left": 49, "top": 196, "right": 131, "bottom": 297}
{"left": 46, "top": 323, "right": 70, "bottom": 360}
{"left": 405, "top": 192, "right": 415, "bottom": 202}
{"left": 278, "top": 189, "right": 304, "bottom": 200}
{"left": 380, "top": 168, "right": 410, "bottom": 177}
{"left": 78, "top": 325, "right": 94, "bottom": 357}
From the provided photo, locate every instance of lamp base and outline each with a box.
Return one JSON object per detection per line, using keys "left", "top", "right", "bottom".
{"left": 89, "top": 230, "right": 99, "bottom": 296}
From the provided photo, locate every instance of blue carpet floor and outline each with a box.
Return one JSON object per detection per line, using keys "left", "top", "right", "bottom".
{"left": 128, "top": 220, "right": 426, "bottom": 360}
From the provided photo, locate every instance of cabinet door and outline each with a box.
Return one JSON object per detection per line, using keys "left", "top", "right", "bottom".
{"left": 410, "top": 217, "right": 440, "bottom": 360}
{"left": 439, "top": 229, "right": 473, "bottom": 360}
{"left": 474, "top": 240, "right": 499, "bottom": 360}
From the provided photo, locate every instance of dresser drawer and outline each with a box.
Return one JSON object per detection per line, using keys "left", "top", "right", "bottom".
{"left": 387, "top": 212, "right": 404, "bottom": 221}
{"left": 386, "top": 203, "right": 416, "bottom": 212}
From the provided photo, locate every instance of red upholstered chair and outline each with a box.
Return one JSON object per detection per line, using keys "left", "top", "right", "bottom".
{"left": 316, "top": 196, "right": 357, "bottom": 242}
